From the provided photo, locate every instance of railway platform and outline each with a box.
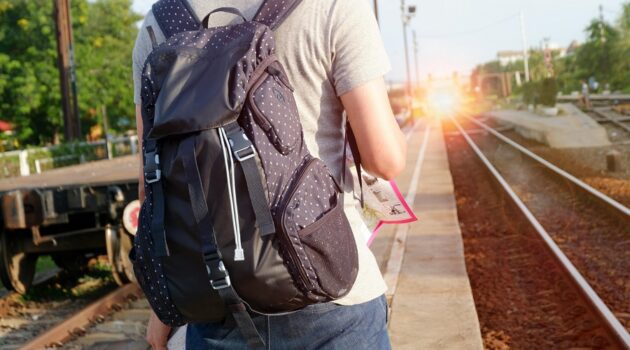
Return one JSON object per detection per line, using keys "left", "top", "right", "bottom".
{"left": 372, "top": 117, "right": 483, "bottom": 349}
{"left": 488, "top": 105, "right": 611, "bottom": 148}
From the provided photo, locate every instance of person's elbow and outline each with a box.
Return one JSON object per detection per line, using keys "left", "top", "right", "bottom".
{"left": 363, "top": 141, "right": 407, "bottom": 180}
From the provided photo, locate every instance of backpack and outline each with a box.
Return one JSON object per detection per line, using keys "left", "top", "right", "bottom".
{"left": 131, "top": 0, "right": 360, "bottom": 347}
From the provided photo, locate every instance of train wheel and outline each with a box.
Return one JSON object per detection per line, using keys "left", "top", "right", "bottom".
{"left": 106, "top": 226, "right": 135, "bottom": 285}
{"left": 0, "top": 230, "right": 37, "bottom": 294}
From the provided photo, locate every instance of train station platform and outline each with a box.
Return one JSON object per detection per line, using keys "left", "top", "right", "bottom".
{"left": 488, "top": 105, "right": 611, "bottom": 148}
{"left": 371, "top": 118, "right": 484, "bottom": 349}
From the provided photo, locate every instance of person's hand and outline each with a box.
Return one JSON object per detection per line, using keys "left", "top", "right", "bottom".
{"left": 146, "top": 310, "right": 172, "bottom": 350}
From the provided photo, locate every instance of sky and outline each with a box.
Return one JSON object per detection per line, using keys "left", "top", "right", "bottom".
{"left": 132, "top": 0, "right": 628, "bottom": 82}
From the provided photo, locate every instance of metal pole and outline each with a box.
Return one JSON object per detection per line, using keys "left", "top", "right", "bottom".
{"left": 54, "top": 0, "right": 77, "bottom": 141}
{"left": 102, "top": 105, "right": 112, "bottom": 160}
{"left": 413, "top": 30, "right": 420, "bottom": 94}
{"left": 599, "top": 5, "right": 609, "bottom": 81}
{"left": 401, "top": 0, "right": 411, "bottom": 98}
{"left": 520, "top": 11, "right": 530, "bottom": 82}
{"left": 66, "top": 0, "right": 81, "bottom": 138}
{"left": 53, "top": 0, "right": 81, "bottom": 141}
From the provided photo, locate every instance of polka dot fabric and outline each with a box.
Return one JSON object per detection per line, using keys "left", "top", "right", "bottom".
{"left": 130, "top": 145, "right": 185, "bottom": 327}
{"left": 134, "top": 0, "right": 358, "bottom": 320}
{"left": 240, "top": 59, "right": 359, "bottom": 299}
{"left": 152, "top": 0, "right": 198, "bottom": 39}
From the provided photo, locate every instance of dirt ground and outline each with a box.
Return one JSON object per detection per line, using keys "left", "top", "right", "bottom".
{"left": 444, "top": 121, "right": 622, "bottom": 349}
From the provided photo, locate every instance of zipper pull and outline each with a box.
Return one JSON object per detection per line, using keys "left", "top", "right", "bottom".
{"left": 267, "top": 65, "right": 294, "bottom": 92}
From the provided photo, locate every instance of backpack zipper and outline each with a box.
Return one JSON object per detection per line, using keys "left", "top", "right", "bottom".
{"left": 248, "top": 69, "right": 296, "bottom": 155}
{"left": 248, "top": 71, "right": 274, "bottom": 132}
{"left": 278, "top": 157, "right": 318, "bottom": 289}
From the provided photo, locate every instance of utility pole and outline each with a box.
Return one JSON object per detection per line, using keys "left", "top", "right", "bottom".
{"left": 543, "top": 37, "right": 554, "bottom": 77}
{"left": 412, "top": 30, "right": 420, "bottom": 92}
{"left": 599, "top": 5, "right": 606, "bottom": 43}
{"left": 520, "top": 11, "right": 530, "bottom": 82}
{"left": 401, "top": 1, "right": 416, "bottom": 100}
{"left": 54, "top": 0, "right": 81, "bottom": 141}
{"left": 599, "top": 4, "right": 609, "bottom": 81}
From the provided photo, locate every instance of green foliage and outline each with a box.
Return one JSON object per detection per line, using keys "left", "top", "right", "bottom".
{"left": 521, "top": 81, "right": 540, "bottom": 105}
{"left": 539, "top": 78, "right": 558, "bottom": 107}
{"left": 0, "top": 0, "right": 140, "bottom": 146}
{"left": 612, "top": 3, "right": 630, "bottom": 91}
{"left": 575, "top": 19, "right": 619, "bottom": 86}
{"left": 473, "top": 2, "right": 630, "bottom": 96}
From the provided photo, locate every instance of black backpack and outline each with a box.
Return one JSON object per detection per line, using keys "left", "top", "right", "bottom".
{"left": 131, "top": 0, "right": 360, "bottom": 347}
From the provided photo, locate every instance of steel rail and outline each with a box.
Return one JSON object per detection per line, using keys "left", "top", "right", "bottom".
{"left": 471, "top": 115, "right": 630, "bottom": 217}
{"left": 20, "top": 283, "right": 142, "bottom": 350}
{"left": 592, "top": 108, "right": 630, "bottom": 134}
{"left": 450, "top": 116, "right": 630, "bottom": 348}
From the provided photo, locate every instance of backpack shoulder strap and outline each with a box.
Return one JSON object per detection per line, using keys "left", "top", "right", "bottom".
{"left": 252, "top": 0, "right": 303, "bottom": 30}
{"left": 152, "top": 0, "right": 199, "bottom": 39}
{"left": 152, "top": 0, "right": 303, "bottom": 38}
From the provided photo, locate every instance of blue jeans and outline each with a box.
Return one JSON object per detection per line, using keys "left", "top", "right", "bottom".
{"left": 186, "top": 295, "right": 391, "bottom": 349}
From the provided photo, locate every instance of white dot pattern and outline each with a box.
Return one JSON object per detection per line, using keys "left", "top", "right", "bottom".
{"left": 152, "top": 0, "right": 198, "bottom": 38}
{"left": 135, "top": 0, "right": 357, "bottom": 309}
{"left": 131, "top": 144, "right": 185, "bottom": 326}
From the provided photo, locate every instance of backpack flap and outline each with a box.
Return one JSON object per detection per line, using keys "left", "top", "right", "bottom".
{"left": 148, "top": 40, "right": 251, "bottom": 139}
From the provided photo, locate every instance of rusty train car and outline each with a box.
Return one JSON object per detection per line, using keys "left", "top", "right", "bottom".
{"left": 0, "top": 156, "right": 140, "bottom": 293}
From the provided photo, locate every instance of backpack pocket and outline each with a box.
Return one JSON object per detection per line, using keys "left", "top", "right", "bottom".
{"left": 249, "top": 64, "right": 301, "bottom": 155}
{"left": 279, "top": 158, "right": 359, "bottom": 299}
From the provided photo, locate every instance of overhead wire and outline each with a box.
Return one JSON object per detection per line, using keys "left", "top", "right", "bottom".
{"left": 416, "top": 12, "right": 521, "bottom": 39}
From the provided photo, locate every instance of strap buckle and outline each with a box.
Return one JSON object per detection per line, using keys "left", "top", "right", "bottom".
{"left": 144, "top": 151, "right": 161, "bottom": 184}
{"left": 204, "top": 252, "right": 232, "bottom": 290}
{"left": 228, "top": 131, "right": 256, "bottom": 162}
{"left": 233, "top": 146, "right": 256, "bottom": 162}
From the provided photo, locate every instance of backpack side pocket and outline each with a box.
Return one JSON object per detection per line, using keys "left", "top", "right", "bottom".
{"left": 279, "top": 158, "right": 359, "bottom": 299}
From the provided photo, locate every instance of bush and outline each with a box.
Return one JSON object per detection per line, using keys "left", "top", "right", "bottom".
{"left": 539, "top": 78, "right": 558, "bottom": 107}
{"left": 521, "top": 81, "right": 540, "bottom": 106}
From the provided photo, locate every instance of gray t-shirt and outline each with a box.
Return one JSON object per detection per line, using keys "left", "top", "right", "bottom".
{"left": 132, "top": 0, "right": 390, "bottom": 305}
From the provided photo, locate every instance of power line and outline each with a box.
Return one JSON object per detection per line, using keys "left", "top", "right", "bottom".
{"left": 416, "top": 12, "right": 520, "bottom": 38}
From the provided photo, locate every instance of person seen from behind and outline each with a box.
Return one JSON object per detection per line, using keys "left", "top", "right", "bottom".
{"left": 132, "top": 0, "right": 406, "bottom": 349}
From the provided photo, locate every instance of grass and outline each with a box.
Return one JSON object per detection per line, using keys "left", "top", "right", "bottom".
{"left": 16, "top": 256, "right": 116, "bottom": 303}
{"left": 35, "top": 255, "right": 56, "bottom": 273}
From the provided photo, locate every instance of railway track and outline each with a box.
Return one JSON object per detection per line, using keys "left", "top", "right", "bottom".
{"left": 590, "top": 107, "right": 630, "bottom": 136}
{"left": 445, "top": 115, "right": 630, "bottom": 348}
{"left": 19, "top": 283, "right": 146, "bottom": 350}
{"left": 0, "top": 265, "right": 119, "bottom": 349}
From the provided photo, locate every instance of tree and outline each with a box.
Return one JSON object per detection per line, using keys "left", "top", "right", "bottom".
{"left": 74, "top": 0, "right": 141, "bottom": 136}
{"left": 575, "top": 18, "right": 619, "bottom": 88}
{"left": 612, "top": 3, "right": 630, "bottom": 91}
{"left": 0, "top": 0, "right": 140, "bottom": 146}
{"left": 0, "top": 0, "right": 64, "bottom": 144}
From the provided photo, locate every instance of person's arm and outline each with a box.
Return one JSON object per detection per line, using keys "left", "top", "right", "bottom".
{"left": 341, "top": 78, "right": 406, "bottom": 180}
{"left": 326, "top": 0, "right": 403, "bottom": 179}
